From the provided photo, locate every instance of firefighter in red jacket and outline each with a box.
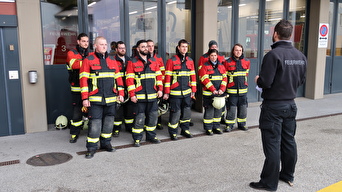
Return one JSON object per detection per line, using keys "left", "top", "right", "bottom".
{"left": 112, "top": 41, "right": 133, "bottom": 137}
{"left": 126, "top": 40, "right": 163, "bottom": 147}
{"left": 198, "top": 40, "right": 227, "bottom": 124}
{"left": 66, "top": 33, "right": 90, "bottom": 143}
{"left": 198, "top": 40, "right": 226, "bottom": 70}
{"left": 147, "top": 39, "right": 165, "bottom": 130}
{"left": 80, "top": 36, "right": 124, "bottom": 159}
{"left": 224, "top": 43, "right": 250, "bottom": 132}
{"left": 163, "top": 39, "right": 197, "bottom": 140}
{"left": 199, "top": 49, "right": 227, "bottom": 135}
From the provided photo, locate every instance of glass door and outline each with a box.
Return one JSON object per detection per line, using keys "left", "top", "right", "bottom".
{"left": 165, "top": 0, "right": 192, "bottom": 59}
{"left": 217, "top": 0, "right": 233, "bottom": 58}
{"left": 88, "top": 0, "right": 121, "bottom": 51}
{"left": 331, "top": 1, "right": 342, "bottom": 92}
{"left": 129, "top": 0, "right": 159, "bottom": 56}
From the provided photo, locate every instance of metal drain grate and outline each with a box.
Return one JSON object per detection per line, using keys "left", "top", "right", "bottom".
{"left": 0, "top": 159, "right": 20, "bottom": 166}
{"left": 26, "top": 152, "right": 72, "bottom": 166}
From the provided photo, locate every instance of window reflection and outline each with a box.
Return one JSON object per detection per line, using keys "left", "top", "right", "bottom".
{"left": 41, "top": 0, "right": 78, "bottom": 65}
{"left": 129, "top": 0, "right": 158, "bottom": 57}
{"left": 289, "top": 0, "right": 306, "bottom": 53}
{"left": 88, "top": 0, "right": 120, "bottom": 51}
{"left": 327, "top": 1, "right": 334, "bottom": 56}
{"left": 217, "top": 0, "right": 232, "bottom": 58}
{"left": 335, "top": 3, "right": 342, "bottom": 56}
{"left": 264, "top": 0, "right": 284, "bottom": 55}
{"left": 166, "top": 0, "right": 192, "bottom": 59}
{"left": 239, "top": 0, "right": 260, "bottom": 58}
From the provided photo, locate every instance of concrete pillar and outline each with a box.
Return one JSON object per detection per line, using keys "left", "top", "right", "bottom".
{"left": 194, "top": 0, "right": 218, "bottom": 112}
{"left": 305, "top": 0, "right": 330, "bottom": 99}
{"left": 17, "top": 0, "right": 47, "bottom": 133}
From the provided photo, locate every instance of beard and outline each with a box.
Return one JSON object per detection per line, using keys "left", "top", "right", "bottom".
{"left": 139, "top": 50, "right": 148, "bottom": 56}
{"left": 117, "top": 51, "right": 126, "bottom": 57}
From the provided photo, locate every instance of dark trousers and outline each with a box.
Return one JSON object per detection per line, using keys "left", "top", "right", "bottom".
{"left": 258, "top": 101, "right": 298, "bottom": 191}
{"left": 70, "top": 93, "right": 83, "bottom": 136}
{"left": 168, "top": 96, "right": 191, "bottom": 135}
{"left": 226, "top": 95, "right": 247, "bottom": 128}
{"left": 86, "top": 104, "right": 116, "bottom": 151}
{"left": 203, "top": 96, "right": 223, "bottom": 130}
{"left": 132, "top": 101, "right": 158, "bottom": 141}
{"left": 114, "top": 100, "right": 136, "bottom": 132}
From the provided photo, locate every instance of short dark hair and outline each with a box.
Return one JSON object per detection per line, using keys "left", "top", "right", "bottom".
{"left": 136, "top": 39, "right": 147, "bottom": 47}
{"left": 116, "top": 41, "right": 125, "bottom": 46}
{"left": 231, "top": 43, "right": 244, "bottom": 57}
{"left": 208, "top": 49, "right": 218, "bottom": 55}
{"left": 274, "top": 19, "right": 293, "bottom": 40}
{"left": 146, "top": 39, "right": 154, "bottom": 43}
{"left": 77, "top": 33, "right": 88, "bottom": 40}
{"left": 178, "top": 39, "right": 189, "bottom": 47}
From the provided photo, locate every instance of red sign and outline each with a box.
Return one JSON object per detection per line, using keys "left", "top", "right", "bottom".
{"left": 44, "top": 44, "right": 55, "bottom": 65}
{"left": 320, "top": 25, "right": 328, "bottom": 37}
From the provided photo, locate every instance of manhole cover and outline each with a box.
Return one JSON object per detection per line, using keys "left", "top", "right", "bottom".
{"left": 26, "top": 152, "right": 72, "bottom": 166}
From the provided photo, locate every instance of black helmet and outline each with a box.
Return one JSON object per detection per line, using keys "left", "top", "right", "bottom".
{"left": 158, "top": 98, "right": 169, "bottom": 116}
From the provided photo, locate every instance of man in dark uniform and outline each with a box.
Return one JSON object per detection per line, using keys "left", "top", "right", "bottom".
{"left": 80, "top": 36, "right": 124, "bottom": 159}
{"left": 224, "top": 43, "right": 250, "bottom": 132}
{"left": 250, "top": 19, "right": 307, "bottom": 191}
{"left": 163, "top": 39, "right": 197, "bottom": 140}
{"left": 147, "top": 39, "right": 165, "bottom": 130}
{"left": 66, "top": 33, "right": 90, "bottom": 143}
{"left": 112, "top": 41, "right": 134, "bottom": 136}
{"left": 126, "top": 40, "right": 164, "bottom": 147}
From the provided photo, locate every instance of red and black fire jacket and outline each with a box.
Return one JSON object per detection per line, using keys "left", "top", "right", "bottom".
{"left": 126, "top": 55, "right": 163, "bottom": 102}
{"left": 164, "top": 54, "right": 197, "bottom": 97}
{"left": 80, "top": 52, "right": 124, "bottom": 105}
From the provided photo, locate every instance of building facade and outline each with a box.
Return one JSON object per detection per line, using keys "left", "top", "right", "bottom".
{"left": 0, "top": 0, "right": 339, "bottom": 136}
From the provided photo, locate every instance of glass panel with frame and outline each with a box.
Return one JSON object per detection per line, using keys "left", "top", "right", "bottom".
{"left": 238, "top": 0, "right": 260, "bottom": 58}
{"left": 289, "top": 0, "right": 306, "bottom": 53}
{"left": 217, "top": 0, "right": 232, "bottom": 59}
{"left": 165, "top": 0, "right": 192, "bottom": 59}
{"left": 88, "top": 0, "right": 121, "bottom": 52}
{"left": 129, "top": 0, "right": 158, "bottom": 57}
{"left": 263, "top": 0, "right": 284, "bottom": 55}
{"left": 327, "top": 1, "right": 334, "bottom": 56}
{"left": 41, "top": 0, "right": 79, "bottom": 65}
{"left": 335, "top": 1, "right": 342, "bottom": 56}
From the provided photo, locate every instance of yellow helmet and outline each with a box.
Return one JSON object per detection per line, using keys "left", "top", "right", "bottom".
{"left": 55, "top": 115, "right": 68, "bottom": 129}
{"left": 212, "top": 97, "right": 226, "bottom": 109}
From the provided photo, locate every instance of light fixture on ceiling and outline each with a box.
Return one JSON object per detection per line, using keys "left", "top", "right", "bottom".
{"left": 88, "top": 2, "right": 96, "bottom": 7}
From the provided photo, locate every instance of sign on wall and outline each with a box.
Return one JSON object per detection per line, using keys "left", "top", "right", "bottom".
{"left": 318, "top": 23, "right": 329, "bottom": 48}
{"left": 44, "top": 44, "right": 55, "bottom": 65}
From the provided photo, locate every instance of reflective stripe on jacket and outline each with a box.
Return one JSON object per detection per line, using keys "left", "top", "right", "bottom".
{"left": 126, "top": 55, "right": 163, "bottom": 102}
{"left": 66, "top": 48, "right": 84, "bottom": 93}
{"left": 151, "top": 52, "right": 165, "bottom": 82}
{"left": 224, "top": 56, "right": 250, "bottom": 95}
{"left": 199, "top": 60, "right": 227, "bottom": 97}
{"left": 80, "top": 52, "right": 124, "bottom": 105}
{"left": 164, "top": 54, "right": 197, "bottom": 97}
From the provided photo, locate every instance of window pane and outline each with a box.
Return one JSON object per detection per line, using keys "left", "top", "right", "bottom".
{"left": 264, "top": 0, "right": 284, "bottom": 55}
{"left": 217, "top": 0, "right": 232, "bottom": 58}
{"left": 88, "top": 0, "right": 120, "bottom": 51}
{"left": 41, "top": 0, "right": 78, "bottom": 65}
{"left": 289, "top": 0, "right": 306, "bottom": 53}
{"left": 129, "top": 0, "right": 158, "bottom": 57}
{"left": 327, "top": 1, "right": 334, "bottom": 56}
{"left": 335, "top": 2, "right": 342, "bottom": 56}
{"left": 166, "top": 0, "right": 192, "bottom": 59}
{"left": 239, "top": 0, "right": 260, "bottom": 58}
